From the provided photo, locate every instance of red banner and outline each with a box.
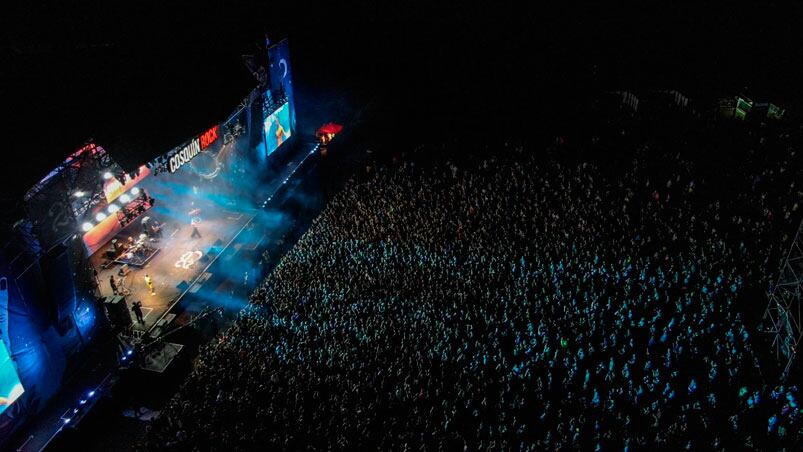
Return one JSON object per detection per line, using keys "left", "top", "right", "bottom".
{"left": 199, "top": 125, "right": 219, "bottom": 150}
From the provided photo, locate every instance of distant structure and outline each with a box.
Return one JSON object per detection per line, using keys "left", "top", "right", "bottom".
{"left": 718, "top": 95, "right": 753, "bottom": 120}
{"left": 718, "top": 95, "right": 785, "bottom": 121}
{"left": 614, "top": 91, "right": 640, "bottom": 112}
{"left": 764, "top": 219, "right": 803, "bottom": 379}
{"left": 753, "top": 102, "right": 787, "bottom": 121}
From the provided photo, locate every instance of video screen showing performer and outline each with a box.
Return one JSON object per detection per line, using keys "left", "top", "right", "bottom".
{"left": 264, "top": 102, "right": 292, "bottom": 155}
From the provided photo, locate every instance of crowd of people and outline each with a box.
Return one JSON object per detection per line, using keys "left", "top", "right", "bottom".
{"left": 144, "top": 117, "right": 802, "bottom": 450}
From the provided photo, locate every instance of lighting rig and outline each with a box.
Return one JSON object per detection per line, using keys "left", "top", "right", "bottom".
{"left": 79, "top": 186, "right": 149, "bottom": 233}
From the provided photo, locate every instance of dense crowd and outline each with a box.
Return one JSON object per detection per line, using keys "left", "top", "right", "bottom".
{"left": 145, "top": 120, "right": 802, "bottom": 450}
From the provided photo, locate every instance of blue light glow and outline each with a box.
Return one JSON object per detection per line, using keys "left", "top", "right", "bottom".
{"left": 74, "top": 301, "right": 96, "bottom": 336}
{"left": 0, "top": 337, "right": 24, "bottom": 415}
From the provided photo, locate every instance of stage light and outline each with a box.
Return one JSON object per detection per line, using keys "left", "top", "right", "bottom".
{"left": 103, "top": 172, "right": 113, "bottom": 180}
{"left": 120, "top": 194, "right": 131, "bottom": 203}
{"left": 88, "top": 390, "right": 96, "bottom": 397}
{"left": 126, "top": 350, "right": 133, "bottom": 356}
{"left": 63, "top": 418, "right": 71, "bottom": 424}
{"left": 74, "top": 191, "right": 85, "bottom": 197}
{"left": 131, "top": 187, "right": 141, "bottom": 195}
{"left": 79, "top": 399, "right": 87, "bottom": 405}
{"left": 108, "top": 204, "right": 120, "bottom": 214}
{"left": 73, "top": 408, "right": 79, "bottom": 414}
{"left": 95, "top": 212, "right": 107, "bottom": 222}
{"left": 81, "top": 222, "right": 93, "bottom": 232}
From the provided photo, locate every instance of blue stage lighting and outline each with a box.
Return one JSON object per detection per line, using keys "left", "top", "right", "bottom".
{"left": 79, "top": 399, "right": 87, "bottom": 405}
{"left": 63, "top": 418, "right": 71, "bottom": 424}
{"left": 126, "top": 350, "right": 133, "bottom": 356}
{"left": 88, "top": 390, "right": 96, "bottom": 397}
{"left": 74, "top": 301, "right": 95, "bottom": 337}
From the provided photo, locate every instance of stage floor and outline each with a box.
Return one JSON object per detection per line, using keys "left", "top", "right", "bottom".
{"left": 90, "top": 207, "right": 255, "bottom": 332}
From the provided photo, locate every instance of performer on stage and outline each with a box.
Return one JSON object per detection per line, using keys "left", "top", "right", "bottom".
{"left": 109, "top": 275, "right": 118, "bottom": 295}
{"left": 144, "top": 274, "right": 155, "bottom": 295}
{"left": 150, "top": 219, "right": 163, "bottom": 238}
{"left": 131, "top": 301, "right": 145, "bottom": 324}
{"left": 189, "top": 208, "right": 202, "bottom": 239}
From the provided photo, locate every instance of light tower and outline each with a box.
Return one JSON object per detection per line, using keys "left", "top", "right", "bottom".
{"left": 764, "top": 218, "right": 803, "bottom": 379}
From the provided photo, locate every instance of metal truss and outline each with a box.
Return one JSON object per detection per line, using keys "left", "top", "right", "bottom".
{"left": 263, "top": 91, "right": 288, "bottom": 118}
{"left": 764, "top": 218, "right": 803, "bottom": 379}
{"left": 24, "top": 142, "right": 114, "bottom": 222}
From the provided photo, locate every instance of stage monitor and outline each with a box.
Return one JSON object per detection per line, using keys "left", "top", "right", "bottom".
{"left": 0, "top": 339, "right": 24, "bottom": 415}
{"left": 264, "top": 102, "right": 293, "bottom": 155}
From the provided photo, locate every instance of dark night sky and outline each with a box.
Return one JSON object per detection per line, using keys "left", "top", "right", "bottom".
{"left": 2, "top": 1, "right": 802, "bottom": 211}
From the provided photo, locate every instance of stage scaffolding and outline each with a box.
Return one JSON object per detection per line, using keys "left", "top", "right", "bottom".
{"left": 763, "top": 218, "right": 803, "bottom": 379}
{"left": 23, "top": 142, "right": 115, "bottom": 249}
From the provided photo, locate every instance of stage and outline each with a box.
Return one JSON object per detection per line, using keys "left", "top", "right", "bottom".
{"left": 6, "top": 130, "right": 366, "bottom": 452}
{"left": 90, "top": 207, "right": 256, "bottom": 332}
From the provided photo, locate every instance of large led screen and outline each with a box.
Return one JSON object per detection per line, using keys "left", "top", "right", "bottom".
{"left": 0, "top": 339, "right": 23, "bottom": 415}
{"left": 264, "top": 102, "right": 293, "bottom": 155}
